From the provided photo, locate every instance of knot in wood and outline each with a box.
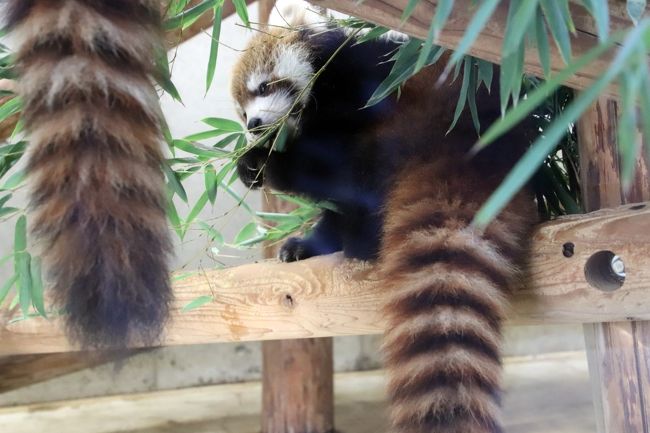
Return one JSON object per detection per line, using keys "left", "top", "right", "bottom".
{"left": 282, "top": 293, "right": 295, "bottom": 308}
{"left": 562, "top": 242, "right": 575, "bottom": 258}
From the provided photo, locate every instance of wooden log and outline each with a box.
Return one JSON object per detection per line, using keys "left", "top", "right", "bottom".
{"left": 1, "top": 202, "right": 650, "bottom": 356}
{"left": 578, "top": 97, "right": 650, "bottom": 433}
{"left": 309, "top": 0, "right": 648, "bottom": 99}
{"left": 262, "top": 339, "right": 334, "bottom": 433}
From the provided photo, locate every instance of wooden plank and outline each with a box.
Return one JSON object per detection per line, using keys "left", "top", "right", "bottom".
{"left": 0, "top": 351, "right": 143, "bottom": 394}
{"left": 309, "top": 0, "right": 648, "bottom": 99}
{"left": 1, "top": 202, "right": 649, "bottom": 356}
{"left": 578, "top": 97, "right": 650, "bottom": 433}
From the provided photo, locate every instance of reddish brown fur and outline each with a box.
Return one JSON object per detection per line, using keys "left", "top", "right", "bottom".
{"left": 381, "top": 154, "right": 536, "bottom": 433}
{"left": 6, "top": 0, "right": 172, "bottom": 348}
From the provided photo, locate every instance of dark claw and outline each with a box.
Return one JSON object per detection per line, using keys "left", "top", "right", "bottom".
{"left": 279, "top": 237, "right": 311, "bottom": 262}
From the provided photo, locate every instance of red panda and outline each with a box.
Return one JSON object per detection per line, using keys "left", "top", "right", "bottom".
{"left": 4, "top": 0, "right": 172, "bottom": 349}
{"left": 231, "top": 22, "right": 537, "bottom": 433}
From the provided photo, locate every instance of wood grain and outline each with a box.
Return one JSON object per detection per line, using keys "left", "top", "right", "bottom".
{"left": 309, "top": 0, "right": 648, "bottom": 99}
{"left": 579, "top": 97, "right": 650, "bottom": 433}
{"left": 0, "top": 203, "right": 649, "bottom": 356}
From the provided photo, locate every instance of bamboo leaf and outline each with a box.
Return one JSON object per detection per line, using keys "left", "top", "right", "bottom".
{"left": 1, "top": 169, "right": 25, "bottom": 190}
{"left": 581, "top": 0, "right": 610, "bottom": 41}
{"left": 164, "top": 0, "right": 216, "bottom": 30}
{"left": 0, "top": 96, "right": 20, "bottom": 123}
{"left": 475, "top": 30, "right": 620, "bottom": 153}
{"left": 356, "top": 26, "right": 390, "bottom": 44}
{"left": 173, "top": 139, "right": 229, "bottom": 158}
{"left": 206, "top": 0, "right": 224, "bottom": 92}
{"left": 155, "top": 47, "right": 182, "bottom": 103}
{"left": 163, "top": 163, "right": 189, "bottom": 203}
{"left": 185, "top": 191, "right": 209, "bottom": 229}
{"left": 534, "top": 11, "right": 552, "bottom": 76}
{"left": 473, "top": 22, "right": 649, "bottom": 228}
{"left": 446, "top": 0, "right": 500, "bottom": 68}
{"left": 182, "top": 295, "right": 213, "bottom": 312}
{"left": 447, "top": 58, "right": 472, "bottom": 133}
{"left": 205, "top": 164, "right": 218, "bottom": 204}
{"left": 234, "top": 221, "right": 259, "bottom": 245}
{"left": 0, "top": 207, "right": 19, "bottom": 218}
{"left": 502, "top": 0, "right": 540, "bottom": 58}
{"left": 627, "top": 0, "right": 647, "bottom": 25}
{"left": 540, "top": 0, "right": 573, "bottom": 63}
{"left": 14, "top": 215, "right": 32, "bottom": 315}
{"left": 415, "top": 0, "right": 453, "bottom": 72}
{"left": 198, "top": 221, "right": 224, "bottom": 244}
{"left": 167, "top": 192, "right": 184, "bottom": 239}
{"left": 477, "top": 59, "right": 493, "bottom": 92}
{"left": 232, "top": 0, "right": 250, "bottom": 26}
{"left": 29, "top": 256, "right": 47, "bottom": 317}
{"left": 401, "top": 0, "right": 421, "bottom": 22}
{"left": 202, "top": 117, "right": 243, "bottom": 132}
{"left": 467, "top": 59, "right": 481, "bottom": 134}
{"left": 184, "top": 129, "right": 230, "bottom": 141}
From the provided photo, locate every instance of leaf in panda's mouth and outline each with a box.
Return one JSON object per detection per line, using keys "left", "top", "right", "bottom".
{"left": 253, "top": 122, "right": 290, "bottom": 152}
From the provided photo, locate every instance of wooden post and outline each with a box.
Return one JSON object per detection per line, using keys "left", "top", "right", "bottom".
{"left": 578, "top": 97, "right": 650, "bottom": 433}
{"left": 259, "top": 187, "right": 335, "bottom": 433}
{"left": 258, "top": 3, "right": 334, "bottom": 432}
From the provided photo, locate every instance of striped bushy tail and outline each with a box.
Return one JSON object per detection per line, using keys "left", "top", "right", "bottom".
{"left": 380, "top": 161, "right": 534, "bottom": 433}
{"left": 5, "top": 0, "right": 172, "bottom": 348}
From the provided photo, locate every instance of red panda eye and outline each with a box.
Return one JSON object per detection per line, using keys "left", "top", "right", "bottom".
{"left": 258, "top": 82, "right": 268, "bottom": 95}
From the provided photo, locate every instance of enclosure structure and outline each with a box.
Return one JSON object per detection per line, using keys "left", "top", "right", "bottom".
{"left": 1, "top": 1, "right": 649, "bottom": 433}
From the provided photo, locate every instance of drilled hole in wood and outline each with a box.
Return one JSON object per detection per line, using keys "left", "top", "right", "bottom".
{"left": 585, "top": 250, "right": 625, "bottom": 292}
{"left": 562, "top": 242, "right": 575, "bottom": 257}
{"left": 630, "top": 204, "right": 646, "bottom": 210}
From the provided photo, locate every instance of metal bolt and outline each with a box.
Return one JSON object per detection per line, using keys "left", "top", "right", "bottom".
{"left": 610, "top": 255, "right": 626, "bottom": 278}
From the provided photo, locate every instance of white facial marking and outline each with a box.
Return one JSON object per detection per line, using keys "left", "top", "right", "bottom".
{"left": 244, "top": 91, "right": 293, "bottom": 128}
{"left": 273, "top": 45, "right": 313, "bottom": 94}
{"left": 246, "top": 71, "right": 270, "bottom": 93}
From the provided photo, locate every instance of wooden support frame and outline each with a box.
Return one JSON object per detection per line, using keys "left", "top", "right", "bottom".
{"left": 578, "top": 98, "right": 650, "bottom": 433}
{"left": 1, "top": 202, "right": 649, "bottom": 356}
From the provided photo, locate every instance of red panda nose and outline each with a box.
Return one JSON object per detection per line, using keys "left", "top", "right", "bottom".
{"left": 247, "top": 117, "right": 262, "bottom": 130}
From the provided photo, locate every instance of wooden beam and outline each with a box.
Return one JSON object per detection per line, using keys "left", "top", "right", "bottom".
{"left": 578, "top": 97, "right": 650, "bottom": 433}
{"left": 0, "top": 351, "right": 144, "bottom": 394}
{"left": 1, "top": 202, "right": 649, "bottom": 356}
{"left": 309, "top": 0, "right": 647, "bottom": 99}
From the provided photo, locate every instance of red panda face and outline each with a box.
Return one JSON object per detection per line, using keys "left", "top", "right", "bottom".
{"left": 231, "top": 29, "right": 313, "bottom": 143}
